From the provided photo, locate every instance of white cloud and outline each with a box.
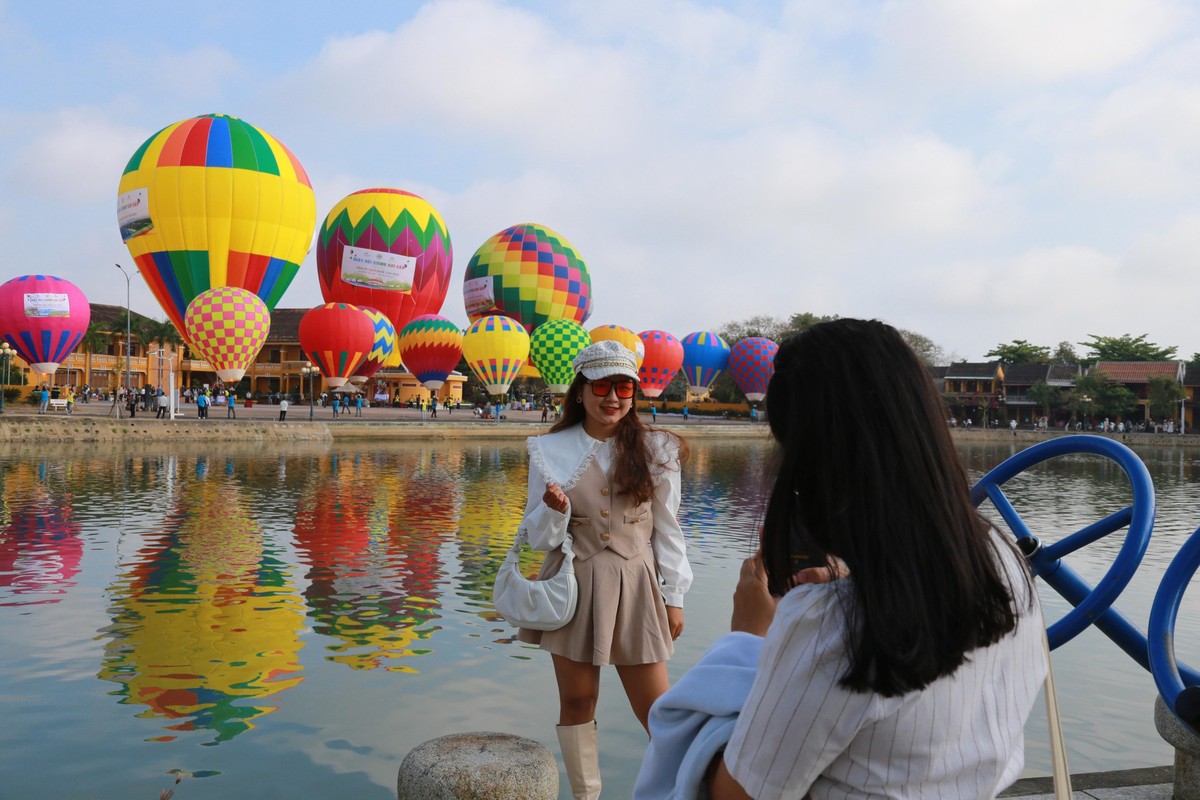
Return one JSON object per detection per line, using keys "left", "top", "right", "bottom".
{"left": 289, "top": 0, "right": 647, "bottom": 159}
{"left": 879, "top": 0, "right": 1187, "bottom": 86}
{"left": 9, "top": 109, "right": 145, "bottom": 203}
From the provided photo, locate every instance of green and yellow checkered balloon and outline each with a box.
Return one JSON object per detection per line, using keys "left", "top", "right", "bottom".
{"left": 530, "top": 319, "right": 591, "bottom": 394}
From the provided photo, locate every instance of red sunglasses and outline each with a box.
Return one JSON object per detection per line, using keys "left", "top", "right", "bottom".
{"left": 587, "top": 378, "right": 636, "bottom": 399}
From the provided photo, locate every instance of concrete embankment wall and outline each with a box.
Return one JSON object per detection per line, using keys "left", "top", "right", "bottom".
{"left": 0, "top": 416, "right": 772, "bottom": 445}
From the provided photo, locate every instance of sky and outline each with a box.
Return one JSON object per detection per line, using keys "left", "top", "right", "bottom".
{"left": 3, "top": 0, "right": 1200, "bottom": 362}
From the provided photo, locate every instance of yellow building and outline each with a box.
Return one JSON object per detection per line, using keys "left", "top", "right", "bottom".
{"left": 5, "top": 304, "right": 463, "bottom": 406}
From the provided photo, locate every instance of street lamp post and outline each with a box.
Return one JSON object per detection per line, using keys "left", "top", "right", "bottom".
{"left": 1081, "top": 394, "right": 1092, "bottom": 431}
{"left": 0, "top": 342, "right": 13, "bottom": 414}
{"left": 115, "top": 264, "right": 133, "bottom": 404}
{"left": 301, "top": 364, "right": 316, "bottom": 421}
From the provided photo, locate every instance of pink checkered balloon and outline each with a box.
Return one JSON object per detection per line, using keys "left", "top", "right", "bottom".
{"left": 184, "top": 287, "right": 271, "bottom": 384}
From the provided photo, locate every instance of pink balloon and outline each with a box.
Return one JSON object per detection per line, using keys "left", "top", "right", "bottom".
{"left": 0, "top": 275, "right": 91, "bottom": 375}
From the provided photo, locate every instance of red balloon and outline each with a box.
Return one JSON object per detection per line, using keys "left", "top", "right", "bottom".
{"left": 637, "top": 330, "right": 684, "bottom": 399}
{"left": 298, "top": 303, "right": 375, "bottom": 388}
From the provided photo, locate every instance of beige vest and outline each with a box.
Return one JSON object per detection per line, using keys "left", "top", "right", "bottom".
{"left": 566, "top": 460, "right": 654, "bottom": 561}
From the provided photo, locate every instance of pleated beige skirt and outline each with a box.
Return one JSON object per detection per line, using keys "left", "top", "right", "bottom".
{"left": 517, "top": 544, "right": 673, "bottom": 666}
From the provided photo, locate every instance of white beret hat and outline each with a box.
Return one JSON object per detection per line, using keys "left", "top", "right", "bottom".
{"left": 573, "top": 340, "right": 640, "bottom": 382}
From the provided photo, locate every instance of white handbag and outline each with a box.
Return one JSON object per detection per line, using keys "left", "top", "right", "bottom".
{"left": 492, "top": 530, "right": 579, "bottom": 631}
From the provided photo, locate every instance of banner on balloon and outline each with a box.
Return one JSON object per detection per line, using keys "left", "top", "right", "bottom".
{"left": 341, "top": 247, "right": 416, "bottom": 292}
{"left": 22, "top": 294, "right": 70, "bottom": 318}
{"left": 462, "top": 277, "right": 495, "bottom": 316}
{"left": 117, "top": 188, "right": 152, "bottom": 240}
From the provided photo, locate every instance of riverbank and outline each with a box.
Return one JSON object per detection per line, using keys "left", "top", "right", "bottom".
{"left": 2, "top": 402, "right": 1199, "bottom": 447}
{"left": 0, "top": 403, "right": 774, "bottom": 443}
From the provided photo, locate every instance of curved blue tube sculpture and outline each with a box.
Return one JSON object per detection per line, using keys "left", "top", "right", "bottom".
{"left": 971, "top": 434, "right": 1199, "bottom": 735}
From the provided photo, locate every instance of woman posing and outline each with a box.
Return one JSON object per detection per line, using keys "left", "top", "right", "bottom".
{"left": 517, "top": 340, "right": 691, "bottom": 799}
{"left": 636, "top": 318, "right": 1046, "bottom": 799}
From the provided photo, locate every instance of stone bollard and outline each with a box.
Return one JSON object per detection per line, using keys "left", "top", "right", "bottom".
{"left": 1155, "top": 695, "right": 1200, "bottom": 799}
{"left": 397, "top": 731, "right": 558, "bottom": 800}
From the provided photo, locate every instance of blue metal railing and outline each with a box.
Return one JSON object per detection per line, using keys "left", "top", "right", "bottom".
{"left": 970, "top": 434, "right": 1199, "bottom": 734}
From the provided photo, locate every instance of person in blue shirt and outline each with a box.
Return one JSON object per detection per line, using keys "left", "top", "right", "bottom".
{"left": 227, "top": 392, "right": 237, "bottom": 419}
{"left": 196, "top": 392, "right": 209, "bottom": 419}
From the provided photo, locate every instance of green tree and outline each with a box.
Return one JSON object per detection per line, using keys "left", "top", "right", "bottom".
{"left": 1147, "top": 375, "right": 1186, "bottom": 422}
{"left": 718, "top": 315, "right": 793, "bottom": 345}
{"left": 786, "top": 312, "right": 840, "bottom": 336}
{"left": 1080, "top": 334, "right": 1177, "bottom": 365}
{"left": 135, "top": 318, "right": 184, "bottom": 391}
{"left": 899, "top": 329, "right": 949, "bottom": 366}
{"left": 1052, "top": 341, "right": 1080, "bottom": 365}
{"left": 1026, "top": 381, "right": 1062, "bottom": 418}
{"left": 985, "top": 339, "right": 1050, "bottom": 365}
{"left": 79, "top": 320, "right": 112, "bottom": 390}
{"left": 1069, "top": 371, "right": 1138, "bottom": 423}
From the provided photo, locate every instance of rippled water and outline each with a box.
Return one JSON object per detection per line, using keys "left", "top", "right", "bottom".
{"left": 0, "top": 436, "right": 1197, "bottom": 799}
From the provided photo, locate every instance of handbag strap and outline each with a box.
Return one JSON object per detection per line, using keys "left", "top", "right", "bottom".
{"left": 510, "top": 529, "right": 575, "bottom": 558}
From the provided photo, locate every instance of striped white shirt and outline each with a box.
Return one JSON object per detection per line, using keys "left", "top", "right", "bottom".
{"left": 725, "top": 535, "right": 1046, "bottom": 799}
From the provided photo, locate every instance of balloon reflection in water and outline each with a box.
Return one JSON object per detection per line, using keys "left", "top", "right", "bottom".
{"left": 292, "top": 451, "right": 459, "bottom": 672}
{"left": 454, "top": 448, "right": 533, "bottom": 616}
{"left": 98, "top": 470, "right": 305, "bottom": 743}
{"left": 0, "top": 464, "right": 83, "bottom": 606}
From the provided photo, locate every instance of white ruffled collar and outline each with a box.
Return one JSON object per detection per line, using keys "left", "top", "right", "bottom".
{"left": 527, "top": 425, "right": 609, "bottom": 491}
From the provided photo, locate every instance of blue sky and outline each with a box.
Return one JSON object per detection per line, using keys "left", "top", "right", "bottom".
{"left": 3, "top": 0, "right": 1199, "bottom": 361}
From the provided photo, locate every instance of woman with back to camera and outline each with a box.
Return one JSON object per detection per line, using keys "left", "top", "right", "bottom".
{"left": 636, "top": 318, "right": 1046, "bottom": 800}
{"left": 517, "top": 339, "right": 691, "bottom": 799}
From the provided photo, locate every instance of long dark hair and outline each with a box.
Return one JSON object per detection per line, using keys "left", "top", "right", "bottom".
{"left": 761, "top": 318, "right": 1029, "bottom": 697}
{"left": 551, "top": 374, "right": 687, "bottom": 505}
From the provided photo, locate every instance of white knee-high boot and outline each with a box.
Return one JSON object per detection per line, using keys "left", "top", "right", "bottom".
{"left": 557, "top": 720, "right": 601, "bottom": 799}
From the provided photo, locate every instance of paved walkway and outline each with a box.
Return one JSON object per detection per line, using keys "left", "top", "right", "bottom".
{"left": 1001, "top": 765, "right": 1174, "bottom": 798}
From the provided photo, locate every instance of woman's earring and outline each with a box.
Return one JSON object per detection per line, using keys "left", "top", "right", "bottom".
{"left": 576, "top": 396, "right": 583, "bottom": 403}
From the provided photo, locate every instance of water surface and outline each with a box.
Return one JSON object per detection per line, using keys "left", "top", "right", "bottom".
{"left": 1, "top": 437, "right": 1197, "bottom": 798}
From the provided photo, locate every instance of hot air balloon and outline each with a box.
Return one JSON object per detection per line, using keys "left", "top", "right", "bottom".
{"left": 461, "top": 315, "right": 529, "bottom": 397}
{"left": 728, "top": 337, "right": 779, "bottom": 404}
{"left": 530, "top": 319, "right": 591, "bottom": 394}
{"left": 0, "top": 275, "right": 90, "bottom": 375}
{"left": 463, "top": 223, "right": 591, "bottom": 333}
{"left": 117, "top": 113, "right": 316, "bottom": 337}
{"left": 298, "top": 303, "right": 375, "bottom": 389}
{"left": 589, "top": 324, "right": 644, "bottom": 368}
{"left": 681, "top": 331, "right": 730, "bottom": 398}
{"left": 637, "top": 330, "right": 684, "bottom": 399}
{"left": 396, "top": 315, "right": 463, "bottom": 391}
{"left": 316, "top": 188, "right": 453, "bottom": 337}
{"left": 349, "top": 307, "right": 396, "bottom": 385}
{"left": 183, "top": 287, "right": 270, "bottom": 384}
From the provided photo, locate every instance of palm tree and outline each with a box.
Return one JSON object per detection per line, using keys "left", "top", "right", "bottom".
{"left": 79, "top": 320, "right": 112, "bottom": 396}
{"left": 136, "top": 318, "right": 184, "bottom": 392}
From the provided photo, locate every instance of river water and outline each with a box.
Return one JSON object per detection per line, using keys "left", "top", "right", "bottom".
{"left": 0, "top": 436, "right": 1197, "bottom": 799}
